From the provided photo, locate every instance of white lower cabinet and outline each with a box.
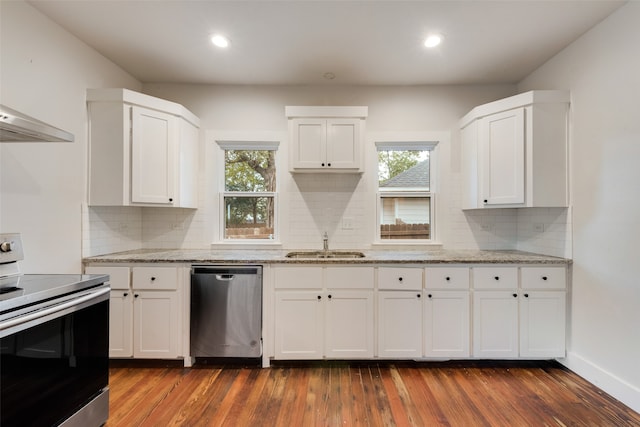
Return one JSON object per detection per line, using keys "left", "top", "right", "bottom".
{"left": 270, "top": 263, "right": 567, "bottom": 362}
{"left": 377, "top": 267, "right": 423, "bottom": 358}
{"left": 85, "top": 265, "right": 182, "bottom": 359}
{"left": 274, "top": 291, "right": 324, "bottom": 359}
{"left": 273, "top": 266, "right": 374, "bottom": 360}
{"left": 378, "top": 291, "right": 423, "bottom": 358}
{"left": 424, "top": 267, "right": 471, "bottom": 358}
{"left": 425, "top": 291, "right": 470, "bottom": 357}
{"left": 473, "top": 290, "right": 519, "bottom": 358}
{"left": 472, "top": 266, "right": 566, "bottom": 359}
{"left": 324, "top": 290, "right": 374, "bottom": 358}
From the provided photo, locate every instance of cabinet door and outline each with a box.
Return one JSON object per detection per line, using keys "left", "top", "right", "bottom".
{"left": 519, "top": 291, "right": 566, "bottom": 358}
{"left": 325, "top": 291, "right": 374, "bottom": 358}
{"left": 473, "top": 291, "right": 519, "bottom": 358}
{"left": 109, "top": 291, "right": 133, "bottom": 357}
{"left": 291, "top": 118, "right": 326, "bottom": 169}
{"left": 131, "top": 106, "right": 176, "bottom": 204}
{"left": 326, "top": 118, "right": 359, "bottom": 169}
{"left": 480, "top": 108, "right": 525, "bottom": 205}
{"left": 133, "top": 290, "right": 180, "bottom": 358}
{"left": 274, "top": 291, "right": 324, "bottom": 359}
{"left": 425, "top": 291, "right": 470, "bottom": 358}
{"left": 378, "top": 291, "right": 422, "bottom": 358}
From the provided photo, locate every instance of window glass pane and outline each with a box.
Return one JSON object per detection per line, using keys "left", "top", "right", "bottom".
{"left": 224, "top": 196, "right": 274, "bottom": 239}
{"left": 378, "top": 150, "right": 429, "bottom": 190}
{"left": 380, "top": 196, "right": 430, "bottom": 240}
{"left": 225, "top": 150, "right": 276, "bottom": 192}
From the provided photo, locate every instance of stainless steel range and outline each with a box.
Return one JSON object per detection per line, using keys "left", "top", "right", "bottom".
{"left": 0, "top": 233, "right": 110, "bottom": 427}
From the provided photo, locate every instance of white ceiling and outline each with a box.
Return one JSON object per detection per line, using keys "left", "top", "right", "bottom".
{"left": 28, "top": 0, "right": 624, "bottom": 86}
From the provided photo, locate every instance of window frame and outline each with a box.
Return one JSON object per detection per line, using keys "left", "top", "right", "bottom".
{"left": 215, "top": 138, "right": 281, "bottom": 244}
{"left": 375, "top": 140, "right": 439, "bottom": 245}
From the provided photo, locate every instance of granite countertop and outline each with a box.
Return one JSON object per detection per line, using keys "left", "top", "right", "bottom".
{"left": 83, "top": 248, "right": 570, "bottom": 265}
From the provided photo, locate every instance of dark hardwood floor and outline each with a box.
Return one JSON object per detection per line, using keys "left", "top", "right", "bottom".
{"left": 106, "top": 359, "right": 640, "bottom": 426}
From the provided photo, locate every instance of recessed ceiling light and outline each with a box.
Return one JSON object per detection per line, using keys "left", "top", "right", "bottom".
{"left": 424, "top": 34, "right": 443, "bottom": 48}
{"left": 211, "top": 34, "right": 230, "bottom": 48}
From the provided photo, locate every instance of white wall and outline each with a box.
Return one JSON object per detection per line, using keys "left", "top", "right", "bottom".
{"left": 0, "top": 0, "right": 140, "bottom": 273}
{"left": 519, "top": 1, "right": 640, "bottom": 411}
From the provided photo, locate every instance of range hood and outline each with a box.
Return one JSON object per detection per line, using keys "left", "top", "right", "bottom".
{"left": 0, "top": 104, "right": 74, "bottom": 143}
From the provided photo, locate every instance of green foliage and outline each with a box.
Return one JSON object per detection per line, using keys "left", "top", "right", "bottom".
{"left": 224, "top": 150, "right": 276, "bottom": 230}
{"left": 378, "top": 150, "right": 424, "bottom": 184}
{"left": 225, "top": 150, "right": 276, "bottom": 192}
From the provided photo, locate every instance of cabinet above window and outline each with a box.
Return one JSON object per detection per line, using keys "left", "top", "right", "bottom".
{"left": 87, "top": 88, "right": 200, "bottom": 208}
{"left": 286, "top": 106, "right": 367, "bottom": 173}
{"left": 460, "top": 90, "right": 569, "bottom": 209}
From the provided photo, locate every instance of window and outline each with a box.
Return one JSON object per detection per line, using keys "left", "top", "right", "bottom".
{"left": 376, "top": 141, "right": 436, "bottom": 242}
{"left": 218, "top": 143, "right": 278, "bottom": 240}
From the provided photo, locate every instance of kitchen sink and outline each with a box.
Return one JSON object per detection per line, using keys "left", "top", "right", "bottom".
{"left": 285, "top": 250, "right": 366, "bottom": 259}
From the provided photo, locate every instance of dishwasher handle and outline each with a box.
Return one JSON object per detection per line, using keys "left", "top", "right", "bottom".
{"left": 215, "top": 274, "right": 235, "bottom": 281}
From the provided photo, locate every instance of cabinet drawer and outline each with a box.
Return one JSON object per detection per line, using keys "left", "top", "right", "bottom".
{"left": 378, "top": 267, "right": 422, "bottom": 290}
{"left": 85, "top": 266, "right": 130, "bottom": 290}
{"left": 326, "top": 267, "right": 374, "bottom": 289}
{"left": 473, "top": 267, "right": 517, "bottom": 290}
{"left": 132, "top": 267, "right": 178, "bottom": 290}
{"left": 274, "top": 266, "right": 323, "bottom": 289}
{"left": 425, "top": 267, "right": 469, "bottom": 290}
{"left": 521, "top": 267, "right": 566, "bottom": 290}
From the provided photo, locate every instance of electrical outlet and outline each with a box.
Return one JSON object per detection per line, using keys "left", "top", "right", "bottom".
{"left": 342, "top": 217, "right": 354, "bottom": 230}
{"left": 533, "top": 223, "right": 545, "bottom": 233}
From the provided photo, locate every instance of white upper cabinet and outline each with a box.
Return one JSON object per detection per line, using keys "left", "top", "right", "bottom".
{"left": 286, "top": 106, "right": 367, "bottom": 173}
{"left": 460, "top": 90, "right": 569, "bottom": 209}
{"left": 87, "top": 88, "right": 200, "bottom": 208}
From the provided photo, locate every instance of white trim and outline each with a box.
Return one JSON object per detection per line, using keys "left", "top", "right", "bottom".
{"left": 216, "top": 140, "right": 280, "bottom": 151}
{"left": 285, "top": 106, "right": 368, "bottom": 118}
{"left": 375, "top": 141, "right": 438, "bottom": 151}
{"left": 559, "top": 351, "right": 640, "bottom": 413}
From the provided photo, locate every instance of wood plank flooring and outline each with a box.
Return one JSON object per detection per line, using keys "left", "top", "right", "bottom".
{"left": 106, "top": 360, "right": 640, "bottom": 426}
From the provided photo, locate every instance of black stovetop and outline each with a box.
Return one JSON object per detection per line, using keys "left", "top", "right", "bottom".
{"left": 0, "top": 274, "right": 109, "bottom": 314}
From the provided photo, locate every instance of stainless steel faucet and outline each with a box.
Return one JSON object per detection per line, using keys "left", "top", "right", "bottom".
{"left": 323, "top": 231, "right": 329, "bottom": 251}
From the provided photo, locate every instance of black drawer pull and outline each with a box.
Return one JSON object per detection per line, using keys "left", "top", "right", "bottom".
{"left": 494, "top": 276, "right": 500, "bottom": 281}
{"left": 512, "top": 293, "right": 517, "bottom": 298}
{"left": 542, "top": 276, "right": 548, "bottom": 281}
{"left": 445, "top": 276, "right": 451, "bottom": 281}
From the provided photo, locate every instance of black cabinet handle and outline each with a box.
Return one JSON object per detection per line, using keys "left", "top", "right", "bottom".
{"left": 417, "top": 294, "right": 421, "bottom": 298}
{"left": 317, "top": 295, "right": 321, "bottom": 300}
{"left": 328, "top": 294, "right": 332, "bottom": 299}
{"left": 150, "top": 277, "right": 156, "bottom": 281}
{"left": 445, "top": 276, "right": 451, "bottom": 281}
{"left": 398, "top": 277, "right": 403, "bottom": 282}
{"left": 512, "top": 293, "right": 518, "bottom": 298}
{"left": 327, "top": 163, "right": 331, "bottom": 167}
{"left": 484, "top": 199, "right": 488, "bottom": 203}
{"left": 524, "top": 293, "right": 529, "bottom": 298}
{"left": 169, "top": 198, "right": 173, "bottom": 202}
{"left": 321, "top": 163, "right": 325, "bottom": 167}
{"left": 123, "top": 292, "right": 128, "bottom": 297}
{"left": 542, "top": 276, "right": 548, "bottom": 281}
{"left": 134, "top": 294, "right": 139, "bottom": 298}
{"left": 494, "top": 276, "right": 500, "bottom": 281}
{"left": 428, "top": 294, "right": 432, "bottom": 298}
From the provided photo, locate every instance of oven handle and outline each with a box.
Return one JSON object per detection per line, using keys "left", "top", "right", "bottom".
{"left": 0, "top": 286, "right": 110, "bottom": 337}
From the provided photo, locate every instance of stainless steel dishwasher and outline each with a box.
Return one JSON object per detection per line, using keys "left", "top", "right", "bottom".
{"left": 190, "top": 265, "right": 262, "bottom": 358}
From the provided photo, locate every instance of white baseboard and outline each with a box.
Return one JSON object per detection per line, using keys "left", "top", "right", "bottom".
{"left": 558, "top": 352, "right": 640, "bottom": 413}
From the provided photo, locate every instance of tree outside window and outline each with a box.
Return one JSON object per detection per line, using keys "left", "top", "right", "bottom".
{"left": 224, "top": 150, "right": 276, "bottom": 239}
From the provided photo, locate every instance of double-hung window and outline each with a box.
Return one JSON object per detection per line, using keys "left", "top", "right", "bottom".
{"left": 217, "top": 141, "right": 278, "bottom": 241}
{"left": 376, "top": 141, "right": 437, "bottom": 242}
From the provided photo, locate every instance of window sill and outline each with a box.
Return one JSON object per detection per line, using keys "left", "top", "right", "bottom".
{"left": 371, "top": 241, "right": 443, "bottom": 250}
{"left": 211, "top": 241, "right": 283, "bottom": 250}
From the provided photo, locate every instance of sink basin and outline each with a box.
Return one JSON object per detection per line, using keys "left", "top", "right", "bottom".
{"left": 285, "top": 250, "right": 366, "bottom": 259}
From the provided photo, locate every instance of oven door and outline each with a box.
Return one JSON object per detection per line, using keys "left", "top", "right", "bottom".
{"left": 1, "top": 286, "right": 110, "bottom": 427}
